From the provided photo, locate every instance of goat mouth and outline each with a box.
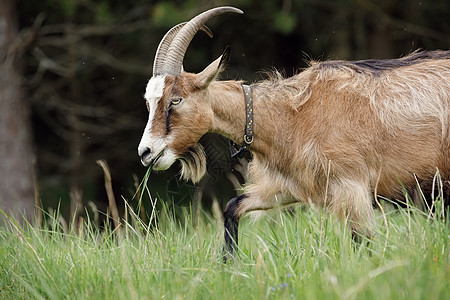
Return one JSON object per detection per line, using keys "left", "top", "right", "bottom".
{"left": 150, "top": 149, "right": 165, "bottom": 167}
{"left": 142, "top": 149, "right": 165, "bottom": 168}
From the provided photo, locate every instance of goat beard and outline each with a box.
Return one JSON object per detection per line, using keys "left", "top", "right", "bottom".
{"left": 179, "top": 143, "right": 207, "bottom": 184}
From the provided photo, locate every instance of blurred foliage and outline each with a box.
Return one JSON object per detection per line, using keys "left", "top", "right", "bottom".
{"left": 15, "top": 0, "right": 450, "bottom": 222}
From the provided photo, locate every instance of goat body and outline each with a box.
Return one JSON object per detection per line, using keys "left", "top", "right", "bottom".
{"left": 137, "top": 7, "right": 450, "bottom": 259}
{"left": 219, "top": 51, "right": 450, "bottom": 254}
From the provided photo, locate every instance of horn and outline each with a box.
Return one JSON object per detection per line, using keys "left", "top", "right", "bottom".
{"left": 159, "top": 6, "right": 243, "bottom": 76}
{"left": 153, "top": 23, "right": 213, "bottom": 76}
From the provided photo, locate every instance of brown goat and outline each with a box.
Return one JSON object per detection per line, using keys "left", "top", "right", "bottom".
{"left": 137, "top": 7, "right": 450, "bottom": 259}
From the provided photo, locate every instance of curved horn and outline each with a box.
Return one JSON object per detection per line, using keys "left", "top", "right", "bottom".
{"left": 160, "top": 6, "right": 243, "bottom": 76}
{"left": 153, "top": 23, "right": 213, "bottom": 76}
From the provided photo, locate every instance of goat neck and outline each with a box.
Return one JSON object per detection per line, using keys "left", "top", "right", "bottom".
{"left": 208, "top": 81, "right": 277, "bottom": 157}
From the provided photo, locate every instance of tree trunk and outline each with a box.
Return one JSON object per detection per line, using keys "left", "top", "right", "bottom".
{"left": 0, "top": 0, "right": 36, "bottom": 224}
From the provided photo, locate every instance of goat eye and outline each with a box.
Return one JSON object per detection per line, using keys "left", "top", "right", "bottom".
{"left": 171, "top": 98, "right": 182, "bottom": 105}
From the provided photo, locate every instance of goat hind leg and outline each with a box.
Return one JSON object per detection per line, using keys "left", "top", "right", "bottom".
{"left": 329, "top": 179, "right": 375, "bottom": 241}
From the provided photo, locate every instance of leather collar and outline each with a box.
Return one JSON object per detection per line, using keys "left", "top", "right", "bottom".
{"left": 229, "top": 84, "right": 254, "bottom": 159}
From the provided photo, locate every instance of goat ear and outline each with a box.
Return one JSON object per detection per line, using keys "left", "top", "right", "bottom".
{"left": 195, "top": 46, "right": 230, "bottom": 88}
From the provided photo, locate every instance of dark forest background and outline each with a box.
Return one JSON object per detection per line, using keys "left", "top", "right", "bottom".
{"left": 1, "top": 0, "right": 449, "bottom": 225}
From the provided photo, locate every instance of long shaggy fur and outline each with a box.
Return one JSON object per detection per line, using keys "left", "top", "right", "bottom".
{"left": 179, "top": 143, "right": 207, "bottom": 183}
{"left": 232, "top": 50, "right": 449, "bottom": 234}
{"left": 145, "top": 49, "right": 449, "bottom": 237}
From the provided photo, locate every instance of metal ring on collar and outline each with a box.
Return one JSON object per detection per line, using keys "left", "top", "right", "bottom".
{"left": 244, "top": 134, "right": 253, "bottom": 144}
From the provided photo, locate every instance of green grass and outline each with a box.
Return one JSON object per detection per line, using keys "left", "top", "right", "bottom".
{"left": 0, "top": 180, "right": 449, "bottom": 300}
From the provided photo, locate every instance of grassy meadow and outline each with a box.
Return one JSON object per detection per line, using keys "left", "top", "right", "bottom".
{"left": 0, "top": 186, "right": 448, "bottom": 299}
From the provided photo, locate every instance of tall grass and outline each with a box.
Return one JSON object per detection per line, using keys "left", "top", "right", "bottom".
{"left": 0, "top": 186, "right": 448, "bottom": 299}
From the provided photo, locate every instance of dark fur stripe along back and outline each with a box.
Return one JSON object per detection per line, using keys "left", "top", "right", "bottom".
{"left": 318, "top": 50, "right": 450, "bottom": 74}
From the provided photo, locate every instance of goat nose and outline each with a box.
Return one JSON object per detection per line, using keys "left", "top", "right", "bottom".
{"left": 140, "top": 147, "right": 152, "bottom": 160}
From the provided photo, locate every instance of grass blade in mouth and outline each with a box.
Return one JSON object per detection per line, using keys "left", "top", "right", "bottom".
{"left": 137, "top": 150, "right": 165, "bottom": 208}
{"left": 151, "top": 149, "right": 165, "bottom": 167}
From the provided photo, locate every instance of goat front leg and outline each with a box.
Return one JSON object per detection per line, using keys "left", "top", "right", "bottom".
{"left": 223, "top": 194, "right": 247, "bottom": 262}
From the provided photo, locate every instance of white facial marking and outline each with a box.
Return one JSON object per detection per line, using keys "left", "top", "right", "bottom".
{"left": 138, "top": 75, "right": 178, "bottom": 169}
{"left": 144, "top": 75, "right": 166, "bottom": 130}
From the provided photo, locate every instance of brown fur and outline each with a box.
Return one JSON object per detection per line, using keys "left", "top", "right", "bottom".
{"left": 150, "top": 50, "right": 450, "bottom": 235}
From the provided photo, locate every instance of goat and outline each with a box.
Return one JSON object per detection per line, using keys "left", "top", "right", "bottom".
{"left": 138, "top": 6, "right": 450, "bottom": 260}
